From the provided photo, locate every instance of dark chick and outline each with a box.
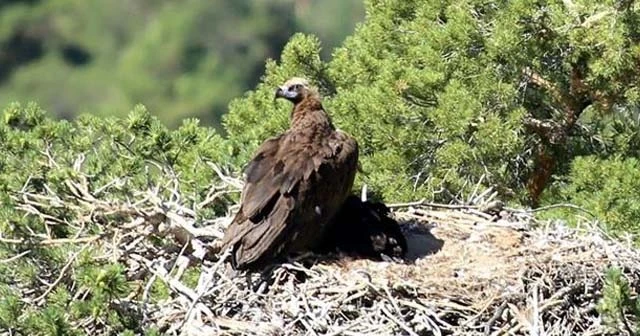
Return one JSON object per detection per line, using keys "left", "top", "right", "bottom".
{"left": 318, "top": 195, "right": 407, "bottom": 261}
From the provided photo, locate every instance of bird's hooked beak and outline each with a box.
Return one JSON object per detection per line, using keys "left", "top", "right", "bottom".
{"left": 274, "top": 86, "right": 298, "bottom": 102}
{"left": 274, "top": 86, "right": 285, "bottom": 102}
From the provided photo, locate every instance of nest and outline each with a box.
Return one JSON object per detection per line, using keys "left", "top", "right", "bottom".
{"left": 166, "top": 207, "right": 639, "bottom": 336}
{"left": 3, "top": 167, "right": 640, "bottom": 335}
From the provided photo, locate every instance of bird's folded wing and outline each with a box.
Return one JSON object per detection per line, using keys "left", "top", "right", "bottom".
{"left": 220, "top": 134, "right": 325, "bottom": 267}
{"left": 241, "top": 136, "right": 320, "bottom": 222}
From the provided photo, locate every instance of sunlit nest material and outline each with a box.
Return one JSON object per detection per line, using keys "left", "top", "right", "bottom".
{"left": 6, "top": 166, "right": 640, "bottom": 336}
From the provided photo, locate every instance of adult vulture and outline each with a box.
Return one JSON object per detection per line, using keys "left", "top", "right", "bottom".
{"left": 221, "top": 77, "right": 359, "bottom": 271}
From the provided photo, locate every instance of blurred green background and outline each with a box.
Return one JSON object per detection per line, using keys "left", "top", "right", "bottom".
{"left": 0, "top": 0, "right": 364, "bottom": 130}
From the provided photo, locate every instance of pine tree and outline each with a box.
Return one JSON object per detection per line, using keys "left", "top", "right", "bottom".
{"left": 225, "top": 0, "right": 640, "bottom": 209}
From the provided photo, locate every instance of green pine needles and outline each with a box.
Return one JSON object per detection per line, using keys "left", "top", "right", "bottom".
{"left": 598, "top": 267, "right": 640, "bottom": 335}
{"left": 0, "top": 103, "right": 233, "bottom": 334}
{"left": 2, "top": 0, "right": 640, "bottom": 333}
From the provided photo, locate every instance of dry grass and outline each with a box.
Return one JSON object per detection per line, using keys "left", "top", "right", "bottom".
{"left": 3, "top": 165, "right": 639, "bottom": 335}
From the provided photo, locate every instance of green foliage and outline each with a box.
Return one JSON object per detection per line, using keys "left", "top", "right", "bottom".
{"left": 551, "top": 156, "right": 640, "bottom": 239}
{"left": 23, "top": 305, "right": 81, "bottom": 336}
{"left": 0, "top": 0, "right": 364, "bottom": 128}
{"left": 4, "top": 0, "right": 637, "bottom": 224}
{"left": 225, "top": 0, "right": 640, "bottom": 215}
{"left": 0, "top": 284, "right": 23, "bottom": 330}
{"left": 0, "top": 102, "right": 233, "bottom": 334}
{"left": 149, "top": 278, "right": 171, "bottom": 303}
{"left": 597, "top": 267, "right": 640, "bottom": 335}
{"left": 2, "top": 0, "right": 640, "bottom": 331}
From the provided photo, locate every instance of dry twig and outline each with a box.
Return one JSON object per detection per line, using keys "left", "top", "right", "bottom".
{"left": 3, "top": 163, "right": 639, "bottom": 336}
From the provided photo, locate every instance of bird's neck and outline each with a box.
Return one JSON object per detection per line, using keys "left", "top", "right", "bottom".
{"left": 290, "top": 97, "right": 334, "bottom": 131}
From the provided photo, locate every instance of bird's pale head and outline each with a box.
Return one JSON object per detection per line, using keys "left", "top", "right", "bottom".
{"left": 274, "top": 77, "right": 319, "bottom": 104}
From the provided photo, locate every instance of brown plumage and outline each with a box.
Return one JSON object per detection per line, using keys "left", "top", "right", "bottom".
{"left": 221, "top": 77, "right": 359, "bottom": 271}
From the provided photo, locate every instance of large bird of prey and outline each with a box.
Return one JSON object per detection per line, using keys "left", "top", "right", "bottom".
{"left": 221, "top": 77, "right": 359, "bottom": 271}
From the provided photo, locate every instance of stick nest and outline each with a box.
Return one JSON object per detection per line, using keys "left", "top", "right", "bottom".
{"left": 2, "top": 166, "right": 639, "bottom": 336}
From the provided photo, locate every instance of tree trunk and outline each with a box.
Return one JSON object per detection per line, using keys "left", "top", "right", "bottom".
{"left": 523, "top": 66, "right": 591, "bottom": 206}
